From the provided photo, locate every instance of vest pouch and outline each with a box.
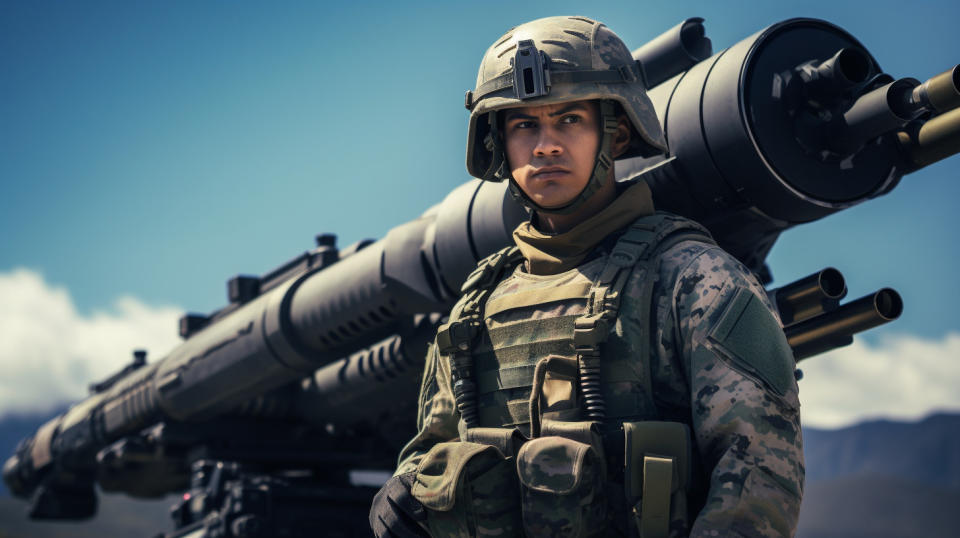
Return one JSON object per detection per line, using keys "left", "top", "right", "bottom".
{"left": 411, "top": 441, "right": 522, "bottom": 537}
{"left": 529, "top": 355, "right": 582, "bottom": 438}
{"left": 463, "top": 427, "right": 527, "bottom": 458}
{"left": 516, "top": 435, "right": 606, "bottom": 537}
{"left": 623, "top": 421, "right": 692, "bottom": 538}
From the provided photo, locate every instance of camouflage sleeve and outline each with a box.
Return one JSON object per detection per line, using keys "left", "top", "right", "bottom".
{"left": 657, "top": 242, "right": 804, "bottom": 537}
{"left": 394, "top": 340, "right": 460, "bottom": 476}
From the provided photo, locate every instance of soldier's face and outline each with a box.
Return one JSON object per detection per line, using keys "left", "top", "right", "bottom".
{"left": 503, "top": 100, "right": 600, "bottom": 209}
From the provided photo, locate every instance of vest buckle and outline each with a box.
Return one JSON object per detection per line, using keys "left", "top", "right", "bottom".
{"left": 437, "top": 317, "right": 481, "bottom": 354}
{"left": 574, "top": 314, "right": 610, "bottom": 350}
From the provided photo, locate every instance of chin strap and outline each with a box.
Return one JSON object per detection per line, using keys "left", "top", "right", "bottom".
{"left": 501, "top": 100, "right": 619, "bottom": 216}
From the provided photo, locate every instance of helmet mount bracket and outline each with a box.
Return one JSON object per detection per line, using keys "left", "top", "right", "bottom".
{"left": 512, "top": 40, "right": 552, "bottom": 100}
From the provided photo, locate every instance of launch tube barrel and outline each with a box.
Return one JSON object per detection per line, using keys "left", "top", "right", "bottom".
{"left": 772, "top": 267, "right": 846, "bottom": 326}
{"left": 898, "top": 106, "right": 960, "bottom": 168}
{"left": 786, "top": 288, "right": 902, "bottom": 361}
{"left": 632, "top": 17, "right": 712, "bottom": 88}
{"left": 840, "top": 78, "right": 923, "bottom": 151}
{"left": 800, "top": 47, "right": 872, "bottom": 102}
{"left": 297, "top": 336, "right": 417, "bottom": 429}
{"left": 2, "top": 449, "right": 26, "bottom": 496}
{"left": 911, "top": 64, "right": 960, "bottom": 114}
{"left": 294, "top": 314, "right": 438, "bottom": 430}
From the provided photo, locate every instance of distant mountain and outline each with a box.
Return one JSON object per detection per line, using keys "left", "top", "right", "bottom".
{"left": 803, "top": 413, "right": 960, "bottom": 487}
{"left": 797, "top": 474, "right": 960, "bottom": 538}
{"left": 798, "top": 414, "right": 960, "bottom": 538}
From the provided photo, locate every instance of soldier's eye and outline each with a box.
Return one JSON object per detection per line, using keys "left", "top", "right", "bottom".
{"left": 559, "top": 114, "right": 581, "bottom": 124}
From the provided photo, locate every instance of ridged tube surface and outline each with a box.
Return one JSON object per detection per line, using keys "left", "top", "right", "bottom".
{"left": 288, "top": 241, "right": 398, "bottom": 359}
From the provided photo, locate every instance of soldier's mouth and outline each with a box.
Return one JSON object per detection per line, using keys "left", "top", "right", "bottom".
{"left": 530, "top": 166, "right": 571, "bottom": 180}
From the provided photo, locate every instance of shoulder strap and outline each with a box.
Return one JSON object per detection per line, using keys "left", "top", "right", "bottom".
{"left": 575, "top": 213, "right": 715, "bottom": 422}
{"left": 436, "top": 246, "right": 523, "bottom": 429}
{"left": 459, "top": 246, "right": 524, "bottom": 295}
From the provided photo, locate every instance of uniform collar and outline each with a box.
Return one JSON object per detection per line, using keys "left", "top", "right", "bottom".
{"left": 512, "top": 180, "right": 655, "bottom": 275}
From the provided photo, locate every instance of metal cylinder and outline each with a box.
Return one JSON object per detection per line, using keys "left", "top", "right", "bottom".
{"left": 786, "top": 288, "right": 902, "bottom": 360}
{"left": 288, "top": 241, "right": 399, "bottom": 357}
{"left": 624, "top": 18, "right": 900, "bottom": 229}
{"left": 840, "top": 78, "right": 922, "bottom": 150}
{"left": 299, "top": 336, "right": 413, "bottom": 426}
{"left": 2, "top": 452, "right": 25, "bottom": 496}
{"left": 153, "top": 282, "right": 311, "bottom": 421}
{"left": 430, "top": 179, "right": 525, "bottom": 297}
{"left": 772, "top": 267, "right": 846, "bottom": 326}
{"left": 912, "top": 64, "right": 960, "bottom": 114}
{"left": 293, "top": 314, "right": 438, "bottom": 431}
{"left": 801, "top": 47, "right": 872, "bottom": 102}
{"left": 632, "top": 17, "right": 712, "bottom": 89}
{"left": 899, "top": 106, "right": 960, "bottom": 168}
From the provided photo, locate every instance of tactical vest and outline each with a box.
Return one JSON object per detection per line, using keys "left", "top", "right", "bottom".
{"left": 415, "top": 213, "right": 715, "bottom": 538}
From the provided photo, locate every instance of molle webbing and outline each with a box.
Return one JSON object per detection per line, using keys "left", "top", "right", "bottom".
{"left": 485, "top": 282, "right": 593, "bottom": 318}
{"left": 443, "top": 214, "right": 714, "bottom": 433}
{"left": 436, "top": 246, "right": 524, "bottom": 429}
{"left": 475, "top": 311, "right": 583, "bottom": 428}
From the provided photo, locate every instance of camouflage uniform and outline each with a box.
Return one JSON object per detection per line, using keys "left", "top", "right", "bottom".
{"left": 383, "top": 14, "right": 802, "bottom": 538}
{"left": 395, "top": 213, "right": 804, "bottom": 537}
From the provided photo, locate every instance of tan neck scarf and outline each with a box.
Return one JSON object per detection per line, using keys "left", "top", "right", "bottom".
{"left": 513, "top": 180, "right": 656, "bottom": 275}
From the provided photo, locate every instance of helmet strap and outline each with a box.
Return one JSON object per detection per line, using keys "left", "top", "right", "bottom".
{"left": 483, "top": 112, "right": 510, "bottom": 181}
{"left": 505, "top": 100, "right": 619, "bottom": 215}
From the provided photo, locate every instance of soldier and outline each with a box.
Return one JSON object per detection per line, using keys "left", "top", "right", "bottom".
{"left": 370, "top": 15, "right": 803, "bottom": 538}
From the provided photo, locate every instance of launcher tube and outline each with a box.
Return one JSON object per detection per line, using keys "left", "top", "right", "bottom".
{"left": 786, "top": 288, "right": 902, "bottom": 360}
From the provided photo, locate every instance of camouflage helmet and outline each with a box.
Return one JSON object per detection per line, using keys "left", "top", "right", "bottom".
{"left": 465, "top": 16, "right": 666, "bottom": 213}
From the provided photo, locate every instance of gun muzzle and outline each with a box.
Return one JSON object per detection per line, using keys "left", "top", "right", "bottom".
{"left": 786, "top": 288, "right": 902, "bottom": 361}
{"left": 911, "top": 64, "right": 960, "bottom": 115}
{"left": 838, "top": 77, "right": 923, "bottom": 151}
{"left": 799, "top": 47, "right": 872, "bottom": 102}
{"left": 897, "top": 65, "right": 960, "bottom": 169}
{"left": 4, "top": 436, "right": 97, "bottom": 519}
{"left": 898, "top": 107, "right": 960, "bottom": 169}
{"left": 2, "top": 452, "right": 26, "bottom": 497}
{"left": 771, "top": 267, "right": 846, "bottom": 326}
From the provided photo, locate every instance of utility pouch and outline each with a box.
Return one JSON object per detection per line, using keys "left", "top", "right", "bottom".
{"left": 516, "top": 435, "right": 606, "bottom": 537}
{"left": 529, "top": 355, "right": 582, "bottom": 438}
{"left": 411, "top": 441, "right": 522, "bottom": 537}
{"left": 623, "top": 421, "right": 692, "bottom": 538}
{"left": 463, "top": 427, "right": 527, "bottom": 458}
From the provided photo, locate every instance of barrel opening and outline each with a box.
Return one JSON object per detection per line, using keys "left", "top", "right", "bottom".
{"left": 818, "top": 267, "right": 847, "bottom": 298}
{"left": 875, "top": 288, "right": 903, "bottom": 320}
{"left": 836, "top": 48, "right": 870, "bottom": 84}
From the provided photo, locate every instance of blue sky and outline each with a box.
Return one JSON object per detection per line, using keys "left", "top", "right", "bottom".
{"left": 1, "top": 1, "right": 958, "bottom": 425}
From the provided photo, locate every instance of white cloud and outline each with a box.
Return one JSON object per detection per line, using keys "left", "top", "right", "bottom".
{"left": 0, "top": 269, "right": 182, "bottom": 417}
{"left": 798, "top": 332, "right": 960, "bottom": 429}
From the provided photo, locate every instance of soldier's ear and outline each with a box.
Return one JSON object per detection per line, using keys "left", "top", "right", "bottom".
{"left": 612, "top": 114, "right": 632, "bottom": 159}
